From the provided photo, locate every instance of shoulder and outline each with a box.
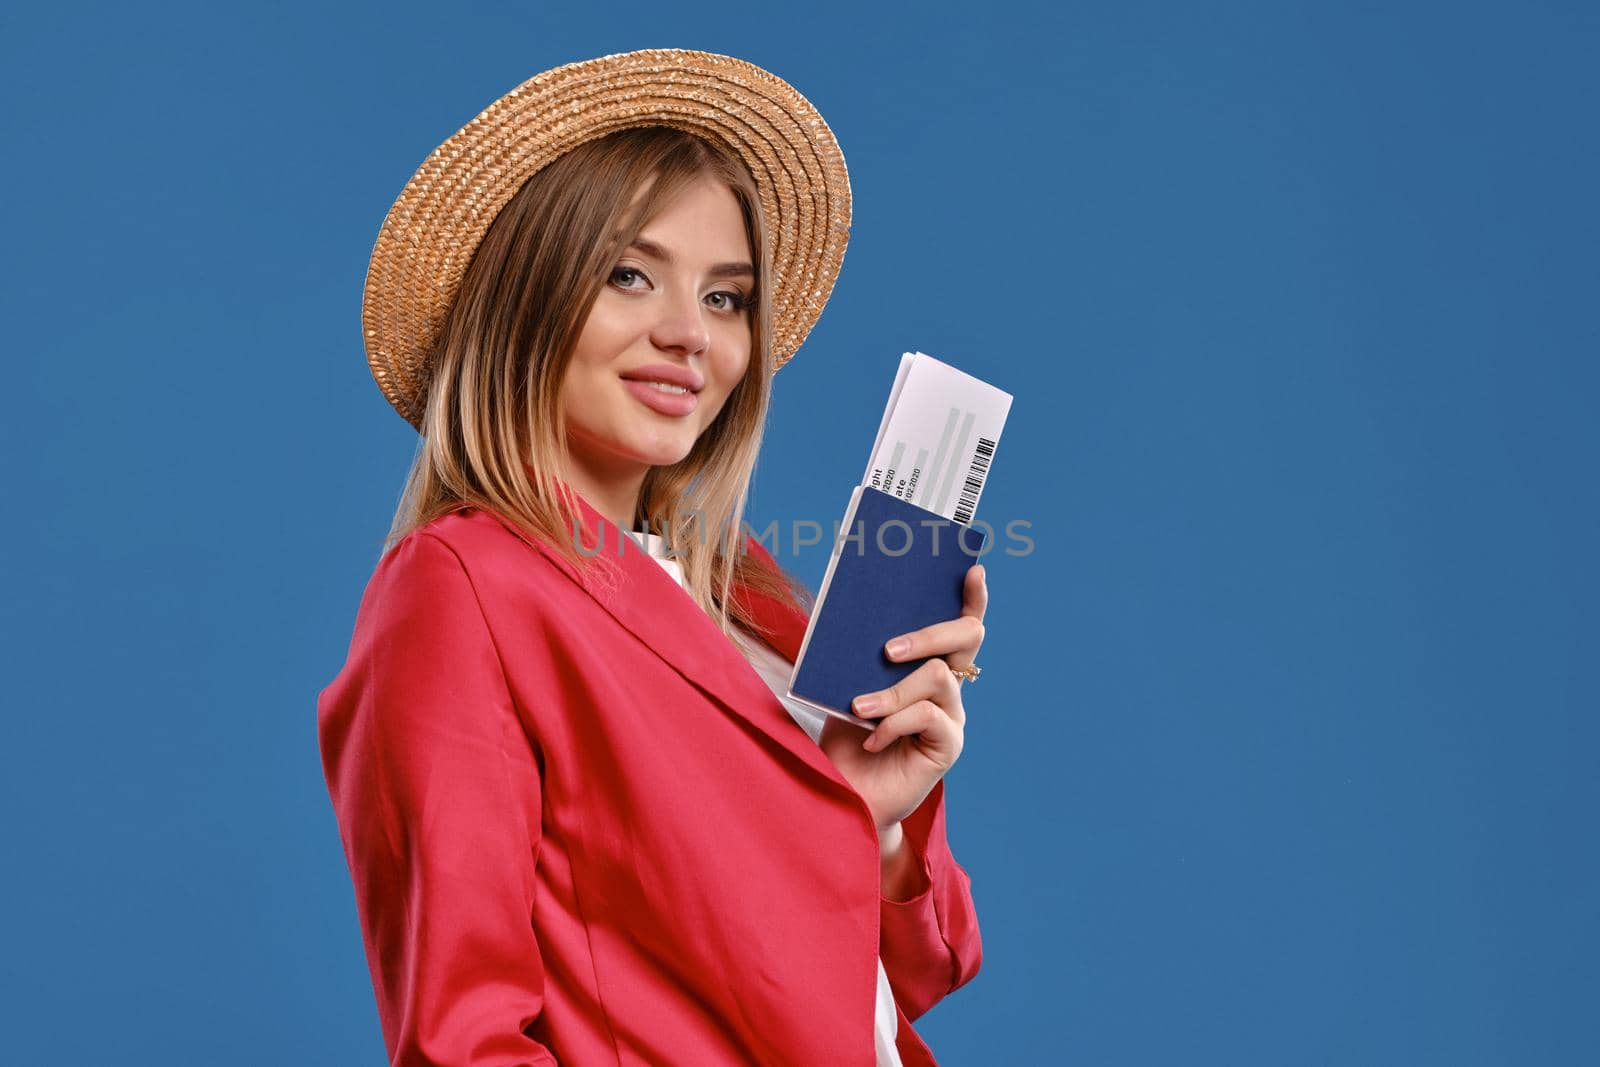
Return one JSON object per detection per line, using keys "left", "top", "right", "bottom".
{"left": 367, "top": 506, "right": 571, "bottom": 611}
{"left": 738, "top": 529, "right": 790, "bottom": 578}
{"left": 409, "top": 505, "right": 532, "bottom": 564}
{"left": 406, "top": 505, "right": 566, "bottom": 571}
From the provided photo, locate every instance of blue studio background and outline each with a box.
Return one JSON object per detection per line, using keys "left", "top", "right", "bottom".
{"left": 3, "top": 2, "right": 1595, "bottom": 1063}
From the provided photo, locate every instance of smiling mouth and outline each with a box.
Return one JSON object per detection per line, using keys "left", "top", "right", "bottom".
{"left": 621, "top": 375, "right": 699, "bottom": 417}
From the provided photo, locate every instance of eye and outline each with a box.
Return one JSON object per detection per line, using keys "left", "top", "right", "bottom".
{"left": 705, "top": 289, "right": 751, "bottom": 314}
{"left": 609, "top": 266, "right": 651, "bottom": 290}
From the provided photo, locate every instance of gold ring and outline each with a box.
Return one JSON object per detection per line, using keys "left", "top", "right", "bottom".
{"left": 949, "top": 663, "right": 981, "bottom": 683}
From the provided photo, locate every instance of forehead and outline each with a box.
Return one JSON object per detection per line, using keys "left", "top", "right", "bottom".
{"left": 630, "top": 178, "right": 753, "bottom": 270}
{"left": 640, "top": 177, "right": 746, "bottom": 237}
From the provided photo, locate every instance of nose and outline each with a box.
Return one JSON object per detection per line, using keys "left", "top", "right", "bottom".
{"left": 649, "top": 287, "right": 711, "bottom": 358}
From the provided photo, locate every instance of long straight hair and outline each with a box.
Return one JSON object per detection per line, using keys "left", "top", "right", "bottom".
{"left": 384, "top": 125, "right": 812, "bottom": 638}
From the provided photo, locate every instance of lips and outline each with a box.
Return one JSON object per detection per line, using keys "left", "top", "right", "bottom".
{"left": 622, "top": 377, "right": 699, "bottom": 417}
{"left": 619, "top": 364, "right": 704, "bottom": 393}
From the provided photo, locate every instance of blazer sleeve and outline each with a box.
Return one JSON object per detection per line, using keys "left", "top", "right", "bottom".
{"left": 317, "top": 532, "right": 558, "bottom": 1066}
{"left": 877, "top": 777, "right": 983, "bottom": 1022}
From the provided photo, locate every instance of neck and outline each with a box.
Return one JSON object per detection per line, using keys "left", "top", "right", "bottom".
{"left": 560, "top": 453, "right": 648, "bottom": 532}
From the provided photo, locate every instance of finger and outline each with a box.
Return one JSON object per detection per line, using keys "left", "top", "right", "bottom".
{"left": 884, "top": 614, "right": 986, "bottom": 662}
{"left": 864, "top": 700, "right": 962, "bottom": 764}
{"left": 853, "top": 658, "right": 965, "bottom": 726}
{"left": 854, "top": 657, "right": 956, "bottom": 715}
{"left": 944, "top": 565, "right": 989, "bottom": 681}
{"left": 962, "top": 564, "right": 988, "bottom": 621}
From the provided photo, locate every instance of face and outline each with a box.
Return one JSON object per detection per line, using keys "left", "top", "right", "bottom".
{"left": 559, "top": 175, "right": 756, "bottom": 490}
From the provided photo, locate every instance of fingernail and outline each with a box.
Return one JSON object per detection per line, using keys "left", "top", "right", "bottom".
{"left": 885, "top": 638, "right": 910, "bottom": 659}
{"left": 853, "top": 694, "right": 880, "bottom": 715}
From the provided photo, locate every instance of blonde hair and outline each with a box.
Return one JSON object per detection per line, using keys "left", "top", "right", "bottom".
{"left": 384, "top": 125, "right": 812, "bottom": 638}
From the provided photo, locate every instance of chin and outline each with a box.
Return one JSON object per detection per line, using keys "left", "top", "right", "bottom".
{"left": 604, "top": 429, "right": 691, "bottom": 468}
{"left": 638, "top": 441, "right": 698, "bottom": 468}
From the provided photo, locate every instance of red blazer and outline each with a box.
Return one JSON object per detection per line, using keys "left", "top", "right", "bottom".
{"left": 317, "top": 488, "right": 983, "bottom": 1066}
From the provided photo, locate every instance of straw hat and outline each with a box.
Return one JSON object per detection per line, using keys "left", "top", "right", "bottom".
{"left": 361, "top": 48, "right": 853, "bottom": 429}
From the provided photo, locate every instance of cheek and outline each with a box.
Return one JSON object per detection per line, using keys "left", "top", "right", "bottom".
{"left": 571, "top": 295, "right": 643, "bottom": 369}
{"left": 713, "top": 327, "right": 754, "bottom": 389}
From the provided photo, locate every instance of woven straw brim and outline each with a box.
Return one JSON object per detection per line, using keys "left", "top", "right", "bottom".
{"left": 361, "top": 48, "right": 852, "bottom": 430}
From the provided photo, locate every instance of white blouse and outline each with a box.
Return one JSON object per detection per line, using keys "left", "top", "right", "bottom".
{"left": 632, "top": 532, "right": 904, "bottom": 1067}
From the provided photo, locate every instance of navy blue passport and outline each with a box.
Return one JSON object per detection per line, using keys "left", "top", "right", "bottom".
{"left": 787, "top": 486, "right": 989, "bottom": 729}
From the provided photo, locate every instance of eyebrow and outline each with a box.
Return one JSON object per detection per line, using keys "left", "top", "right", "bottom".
{"left": 625, "top": 236, "right": 755, "bottom": 280}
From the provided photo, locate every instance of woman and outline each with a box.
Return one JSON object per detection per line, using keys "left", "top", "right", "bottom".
{"left": 318, "top": 49, "right": 987, "bottom": 1066}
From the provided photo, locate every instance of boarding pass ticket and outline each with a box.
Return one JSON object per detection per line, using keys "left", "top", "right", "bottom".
{"left": 861, "top": 351, "right": 1013, "bottom": 524}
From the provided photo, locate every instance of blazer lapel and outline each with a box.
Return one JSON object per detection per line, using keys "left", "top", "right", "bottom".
{"left": 511, "top": 484, "right": 853, "bottom": 795}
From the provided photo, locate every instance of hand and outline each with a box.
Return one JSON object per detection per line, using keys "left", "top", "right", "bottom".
{"left": 818, "top": 563, "right": 988, "bottom": 832}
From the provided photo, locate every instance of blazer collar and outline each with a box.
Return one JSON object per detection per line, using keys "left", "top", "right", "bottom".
{"left": 509, "top": 477, "right": 851, "bottom": 795}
